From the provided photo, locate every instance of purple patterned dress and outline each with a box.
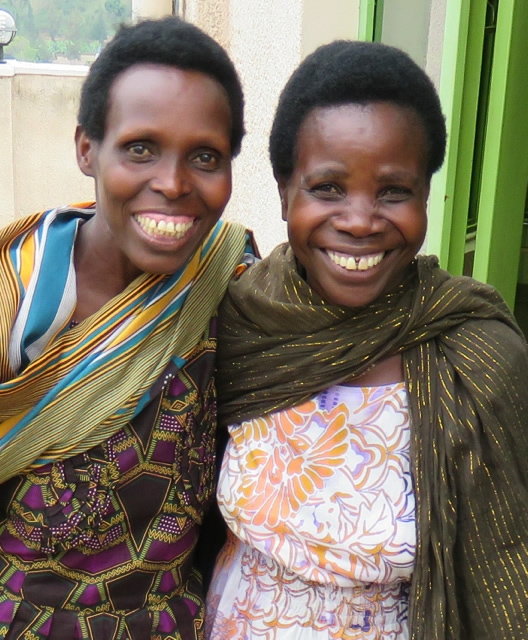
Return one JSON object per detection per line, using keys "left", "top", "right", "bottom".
{"left": 0, "top": 327, "right": 218, "bottom": 640}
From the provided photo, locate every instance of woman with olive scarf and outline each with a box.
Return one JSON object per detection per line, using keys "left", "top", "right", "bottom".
{"left": 206, "top": 41, "right": 528, "bottom": 640}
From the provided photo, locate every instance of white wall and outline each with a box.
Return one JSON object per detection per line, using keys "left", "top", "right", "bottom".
{"left": 223, "top": 0, "right": 304, "bottom": 255}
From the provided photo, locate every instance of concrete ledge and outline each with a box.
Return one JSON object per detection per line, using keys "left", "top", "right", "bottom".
{"left": 0, "top": 59, "right": 88, "bottom": 77}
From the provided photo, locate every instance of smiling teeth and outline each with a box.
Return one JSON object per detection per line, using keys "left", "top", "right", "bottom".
{"left": 136, "top": 215, "right": 193, "bottom": 238}
{"left": 327, "top": 250, "right": 384, "bottom": 271}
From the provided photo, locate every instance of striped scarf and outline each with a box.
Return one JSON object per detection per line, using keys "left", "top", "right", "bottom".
{"left": 0, "top": 204, "right": 247, "bottom": 484}
{"left": 217, "top": 243, "right": 528, "bottom": 638}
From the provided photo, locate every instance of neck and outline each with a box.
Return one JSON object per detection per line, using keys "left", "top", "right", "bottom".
{"left": 73, "top": 217, "right": 140, "bottom": 321}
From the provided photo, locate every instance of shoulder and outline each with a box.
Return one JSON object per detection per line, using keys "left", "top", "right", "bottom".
{"left": 416, "top": 256, "right": 528, "bottom": 388}
{"left": 0, "top": 204, "right": 94, "bottom": 247}
{"left": 441, "top": 315, "right": 528, "bottom": 427}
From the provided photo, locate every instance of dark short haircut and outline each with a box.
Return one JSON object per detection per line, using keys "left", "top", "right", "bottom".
{"left": 78, "top": 16, "right": 245, "bottom": 156}
{"left": 269, "top": 40, "right": 446, "bottom": 180}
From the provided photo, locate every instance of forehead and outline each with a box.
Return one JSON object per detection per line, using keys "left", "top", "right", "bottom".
{"left": 105, "top": 64, "right": 231, "bottom": 129}
{"left": 296, "top": 102, "right": 429, "bottom": 163}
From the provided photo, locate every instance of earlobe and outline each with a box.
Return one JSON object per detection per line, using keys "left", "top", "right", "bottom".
{"left": 75, "top": 126, "right": 96, "bottom": 177}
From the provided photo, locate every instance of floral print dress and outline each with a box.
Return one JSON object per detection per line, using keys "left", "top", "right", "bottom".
{"left": 206, "top": 383, "right": 415, "bottom": 639}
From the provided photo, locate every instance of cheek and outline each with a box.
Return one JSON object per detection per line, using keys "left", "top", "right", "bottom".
{"left": 286, "top": 216, "right": 304, "bottom": 250}
{"left": 98, "top": 168, "right": 138, "bottom": 202}
{"left": 286, "top": 207, "right": 316, "bottom": 250}
{"left": 208, "top": 176, "right": 232, "bottom": 211}
{"left": 399, "top": 207, "right": 427, "bottom": 247}
{"left": 412, "top": 211, "right": 428, "bottom": 245}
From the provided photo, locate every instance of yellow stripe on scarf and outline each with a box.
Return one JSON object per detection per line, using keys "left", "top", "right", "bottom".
{"left": 0, "top": 214, "right": 248, "bottom": 482}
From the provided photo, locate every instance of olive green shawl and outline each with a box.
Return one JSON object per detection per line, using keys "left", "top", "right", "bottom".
{"left": 217, "top": 243, "right": 528, "bottom": 639}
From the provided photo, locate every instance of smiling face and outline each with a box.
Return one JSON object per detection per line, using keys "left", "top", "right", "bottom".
{"left": 279, "top": 102, "right": 430, "bottom": 308}
{"left": 76, "top": 64, "right": 233, "bottom": 281}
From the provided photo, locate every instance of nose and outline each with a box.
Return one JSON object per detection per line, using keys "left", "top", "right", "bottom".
{"left": 149, "top": 157, "right": 192, "bottom": 199}
{"left": 332, "top": 195, "right": 382, "bottom": 237}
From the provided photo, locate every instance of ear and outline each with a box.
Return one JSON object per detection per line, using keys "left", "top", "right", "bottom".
{"left": 75, "top": 125, "right": 97, "bottom": 177}
{"left": 277, "top": 176, "right": 289, "bottom": 221}
{"left": 424, "top": 180, "right": 431, "bottom": 205}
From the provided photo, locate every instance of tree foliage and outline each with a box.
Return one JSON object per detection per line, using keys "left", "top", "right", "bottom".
{"left": 2, "top": 0, "right": 132, "bottom": 63}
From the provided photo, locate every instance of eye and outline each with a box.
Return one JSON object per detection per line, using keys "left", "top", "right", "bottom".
{"left": 126, "top": 143, "right": 153, "bottom": 161}
{"left": 309, "top": 183, "right": 342, "bottom": 199}
{"left": 192, "top": 151, "right": 220, "bottom": 171}
{"left": 379, "top": 186, "right": 412, "bottom": 202}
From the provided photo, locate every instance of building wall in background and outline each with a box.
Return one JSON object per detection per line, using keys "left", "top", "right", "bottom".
{"left": 132, "top": 0, "right": 173, "bottom": 21}
{"left": 1, "top": 0, "right": 447, "bottom": 256}
{"left": 185, "top": 0, "right": 362, "bottom": 255}
{"left": 0, "top": 63, "right": 93, "bottom": 227}
{"left": 0, "top": 69, "right": 15, "bottom": 227}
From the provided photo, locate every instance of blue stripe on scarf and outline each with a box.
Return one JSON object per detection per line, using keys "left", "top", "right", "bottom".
{"left": 9, "top": 209, "right": 94, "bottom": 372}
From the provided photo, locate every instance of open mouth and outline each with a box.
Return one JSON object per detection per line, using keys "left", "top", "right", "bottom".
{"left": 327, "top": 250, "right": 385, "bottom": 272}
{"left": 135, "top": 214, "right": 194, "bottom": 239}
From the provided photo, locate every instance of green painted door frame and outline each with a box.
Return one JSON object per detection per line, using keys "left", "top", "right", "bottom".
{"left": 358, "top": 0, "right": 383, "bottom": 41}
{"left": 431, "top": 0, "right": 528, "bottom": 308}
{"left": 426, "top": 0, "right": 474, "bottom": 269}
{"left": 472, "top": 0, "right": 528, "bottom": 307}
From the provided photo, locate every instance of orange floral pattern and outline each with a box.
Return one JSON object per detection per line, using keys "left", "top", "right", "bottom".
{"left": 207, "top": 383, "right": 414, "bottom": 638}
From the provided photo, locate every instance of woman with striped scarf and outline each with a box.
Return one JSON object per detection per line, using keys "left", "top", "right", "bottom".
{"left": 0, "top": 16, "right": 250, "bottom": 640}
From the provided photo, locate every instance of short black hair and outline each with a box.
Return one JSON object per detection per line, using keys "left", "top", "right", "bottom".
{"left": 269, "top": 40, "right": 446, "bottom": 180}
{"left": 78, "top": 16, "right": 245, "bottom": 156}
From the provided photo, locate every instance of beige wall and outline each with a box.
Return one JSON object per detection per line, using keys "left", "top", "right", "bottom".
{"left": 184, "top": 0, "right": 230, "bottom": 48}
{"left": 221, "top": 0, "right": 304, "bottom": 255}
{"left": 0, "top": 63, "right": 94, "bottom": 226}
{"left": 302, "top": 0, "right": 360, "bottom": 57}
{"left": 186, "top": 0, "right": 362, "bottom": 255}
{"left": 380, "top": 0, "right": 432, "bottom": 68}
{"left": 425, "top": 0, "right": 447, "bottom": 91}
{"left": 132, "top": 0, "right": 173, "bottom": 21}
{"left": 0, "top": 72, "right": 15, "bottom": 228}
{"left": 376, "top": 0, "right": 446, "bottom": 88}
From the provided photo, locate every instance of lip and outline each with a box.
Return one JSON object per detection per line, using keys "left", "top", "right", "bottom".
{"left": 326, "top": 249, "right": 385, "bottom": 272}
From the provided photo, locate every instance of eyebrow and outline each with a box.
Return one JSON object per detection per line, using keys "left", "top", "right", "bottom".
{"left": 377, "top": 170, "right": 422, "bottom": 187}
{"left": 301, "top": 168, "right": 348, "bottom": 185}
{"left": 301, "top": 168, "right": 422, "bottom": 187}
